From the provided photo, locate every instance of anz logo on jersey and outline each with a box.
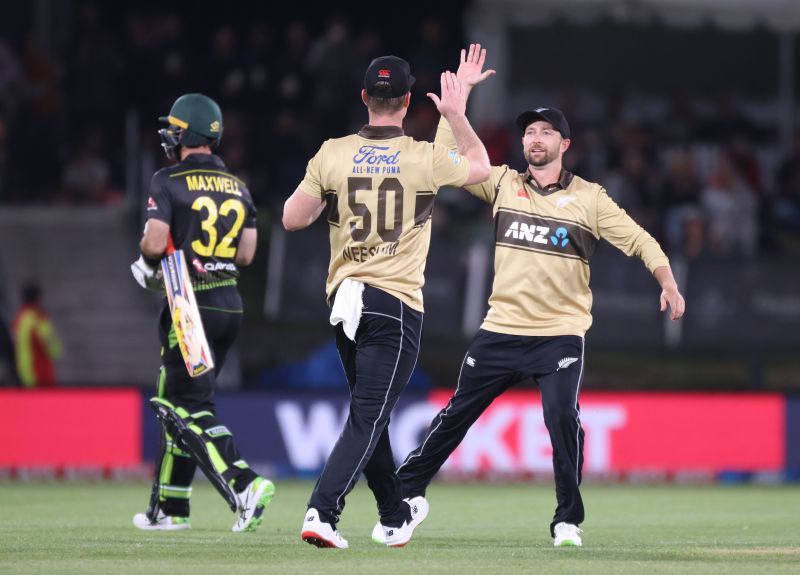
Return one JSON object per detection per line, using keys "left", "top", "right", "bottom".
{"left": 504, "top": 223, "right": 570, "bottom": 249}
{"left": 550, "top": 227, "right": 570, "bottom": 247}
{"left": 496, "top": 209, "right": 594, "bottom": 262}
{"left": 504, "top": 221, "right": 549, "bottom": 244}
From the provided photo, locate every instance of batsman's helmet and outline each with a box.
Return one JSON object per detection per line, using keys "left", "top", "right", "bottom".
{"left": 158, "top": 93, "right": 223, "bottom": 159}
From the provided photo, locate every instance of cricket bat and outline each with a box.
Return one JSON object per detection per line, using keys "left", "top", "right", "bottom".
{"left": 161, "top": 237, "right": 214, "bottom": 377}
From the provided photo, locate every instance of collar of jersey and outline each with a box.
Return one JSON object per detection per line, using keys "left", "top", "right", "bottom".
{"left": 358, "top": 125, "right": 404, "bottom": 140}
{"left": 181, "top": 153, "right": 226, "bottom": 168}
{"left": 524, "top": 169, "right": 574, "bottom": 196}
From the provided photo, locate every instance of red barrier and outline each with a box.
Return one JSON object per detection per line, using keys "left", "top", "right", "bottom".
{"left": 429, "top": 391, "right": 785, "bottom": 473}
{"left": 1, "top": 389, "right": 141, "bottom": 468}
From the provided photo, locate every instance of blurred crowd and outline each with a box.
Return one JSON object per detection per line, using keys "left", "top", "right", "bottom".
{"left": 1, "top": 2, "right": 799, "bottom": 260}
{"left": 535, "top": 96, "right": 800, "bottom": 260}
{"left": 0, "top": 4, "right": 458, "bottom": 210}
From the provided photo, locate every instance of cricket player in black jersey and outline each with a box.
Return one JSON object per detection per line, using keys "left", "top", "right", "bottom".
{"left": 131, "top": 93, "right": 274, "bottom": 533}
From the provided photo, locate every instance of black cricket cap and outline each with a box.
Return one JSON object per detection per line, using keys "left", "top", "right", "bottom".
{"left": 516, "top": 107, "right": 571, "bottom": 139}
{"left": 364, "top": 56, "right": 415, "bottom": 98}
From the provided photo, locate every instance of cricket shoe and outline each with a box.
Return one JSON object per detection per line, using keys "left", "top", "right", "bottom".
{"left": 232, "top": 476, "right": 275, "bottom": 533}
{"left": 133, "top": 510, "right": 191, "bottom": 531}
{"left": 553, "top": 522, "right": 583, "bottom": 547}
{"left": 301, "top": 508, "right": 349, "bottom": 549}
{"left": 371, "top": 496, "right": 430, "bottom": 546}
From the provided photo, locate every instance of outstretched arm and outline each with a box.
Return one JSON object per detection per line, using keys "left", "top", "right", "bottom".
{"left": 428, "top": 72, "right": 490, "bottom": 185}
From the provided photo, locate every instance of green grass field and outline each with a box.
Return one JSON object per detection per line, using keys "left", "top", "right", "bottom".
{"left": 1, "top": 481, "right": 798, "bottom": 574}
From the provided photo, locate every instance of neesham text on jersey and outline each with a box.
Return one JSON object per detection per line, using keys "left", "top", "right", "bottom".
{"left": 341, "top": 241, "right": 400, "bottom": 262}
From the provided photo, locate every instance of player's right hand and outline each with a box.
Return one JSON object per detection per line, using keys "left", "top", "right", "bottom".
{"left": 457, "top": 43, "right": 496, "bottom": 92}
{"left": 131, "top": 255, "right": 164, "bottom": 292}
{"left": 427, "top": 71, "right": 466, "bottom": 120}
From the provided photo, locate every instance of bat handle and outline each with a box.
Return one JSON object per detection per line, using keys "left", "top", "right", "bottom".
{"left": 166, "top": 235, "right": 177, "bottom": 256}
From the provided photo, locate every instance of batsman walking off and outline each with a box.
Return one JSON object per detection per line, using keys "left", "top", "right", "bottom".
{"left": 131, "top": 93, "right": 274, "bottom": 533}
{"left": 390, "top": 45, "right": 686, "bottom": 548}
{"left": 283, "top": 56, "right": 490, "bottom": 548}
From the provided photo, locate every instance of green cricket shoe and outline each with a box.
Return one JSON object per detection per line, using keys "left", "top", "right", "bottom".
{"left": 232, "top": 476, "right": 275, "bottom": 533}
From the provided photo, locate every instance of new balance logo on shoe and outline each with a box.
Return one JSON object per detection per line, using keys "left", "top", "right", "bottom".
{"left": 371, "top": 496, "right": 430, "bottom": 547}
{"left": 557, "top": 357, "right": 578, "bottom": 371}
{"left": 301, "top": 508, "right": 349, "bottom": 549}
{"left": 466, "top": 356, "right": 476, "bottom": 367}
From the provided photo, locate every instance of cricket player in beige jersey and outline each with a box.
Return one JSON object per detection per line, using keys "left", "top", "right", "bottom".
{"left": 282, "top": 55, "right": 491, "bottom": 548}
{"left": 392, "top": 45, "right": 686, "bottom": 548}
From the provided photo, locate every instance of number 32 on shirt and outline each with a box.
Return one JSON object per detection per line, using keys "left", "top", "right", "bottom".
{"left": 191, "top": 196, "right": 246, "bottom": 257}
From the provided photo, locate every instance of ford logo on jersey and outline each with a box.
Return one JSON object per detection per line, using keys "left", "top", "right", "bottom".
{"left": 353, "top": 145, "right": 401, "bottom": 165}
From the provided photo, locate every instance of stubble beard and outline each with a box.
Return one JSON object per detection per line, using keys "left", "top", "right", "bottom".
{"left": 525, "top": 147, "right": 558, "bottom": 167}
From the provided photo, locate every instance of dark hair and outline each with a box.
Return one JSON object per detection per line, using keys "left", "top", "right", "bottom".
{"left": 365, "top": 92, "right": 407, "bottom": 114}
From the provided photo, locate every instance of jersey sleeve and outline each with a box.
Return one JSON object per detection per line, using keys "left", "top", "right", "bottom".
{"left": 430, "top": 142, "right": 471, "bottom": 189}
{"left": 297, "top": 142, "right": 326, "bottom": 199}
{"left": 146, "top": 171, "right": 172, "bottom": 224}
{"left": 596, "top": 186, "right": 670, "bottom": 273}
{"left": 433, "top": 116, "right": 499, "bottom": 204}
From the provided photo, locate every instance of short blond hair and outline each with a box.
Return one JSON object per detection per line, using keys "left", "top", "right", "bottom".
{"left": 365, "top": 92, "right": 407, "bottom": 114}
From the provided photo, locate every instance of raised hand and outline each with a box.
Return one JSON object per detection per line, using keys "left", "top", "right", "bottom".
{"left": 457, "top": 43, "right": 496, "bottom": 91}
{"left": 427, "top": 71, "right": 466, "bottom": 120}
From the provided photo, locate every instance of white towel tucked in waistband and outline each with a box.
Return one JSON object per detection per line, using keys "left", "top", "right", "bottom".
{"left": 329, "top": 278, "right": 365, "bottom": 341}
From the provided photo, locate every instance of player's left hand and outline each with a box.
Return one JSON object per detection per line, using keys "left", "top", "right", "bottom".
{"left": 660, "top": 287, "right": 685, "bottom": 320}
{"left": 131, "top": 255, "right": 164, "bottom": 292}
{"left": 457, "top": 43, "right": 496, "bottom": 91}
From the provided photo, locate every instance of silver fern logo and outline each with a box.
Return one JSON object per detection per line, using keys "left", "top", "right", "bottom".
{"left": 557, "top": 357, "right": 578, "bottom": 371}
{"left": 556, "top": 196, "right": 577, "bottom": 208}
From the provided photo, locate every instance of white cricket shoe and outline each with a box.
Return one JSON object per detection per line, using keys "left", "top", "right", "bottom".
{"left": 133, "top": 510, "right": 191, "bottom": 531}
{"left": 553, "top": 522, "right": 583, "bottom": 547}
{"left": 232, "top": 476, "right": 275, "bottom": 533}
{"left": 301, "top": 508, "right": 349, "bottom": 549}
{"left": 371, "top": 496, "right": 430, "bottom": 546}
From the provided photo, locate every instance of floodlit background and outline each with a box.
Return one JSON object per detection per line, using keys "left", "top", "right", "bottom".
{"left": 1, "top": 0, "right": 799, "bottom": 482}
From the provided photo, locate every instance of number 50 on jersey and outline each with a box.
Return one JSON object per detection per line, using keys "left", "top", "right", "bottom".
{"left": 161, "top": 244, "right": 214, "bottom": 377}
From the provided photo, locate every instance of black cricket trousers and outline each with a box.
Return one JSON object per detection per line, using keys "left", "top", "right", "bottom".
{"left": 154, "top": 285, "right": 256, "bottom": 517}
{"left": 308, "top": 284, "right": 423, "bottom": 527}
{"left": 396, "top": 329, "right": 585, "bottom": 536}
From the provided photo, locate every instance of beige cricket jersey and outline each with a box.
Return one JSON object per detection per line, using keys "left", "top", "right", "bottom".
{"left": 298, "top": 125, "right": 471, "bottom": 312}
{"left": 436, "top": 118, "right": 670, "bottom": 337}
